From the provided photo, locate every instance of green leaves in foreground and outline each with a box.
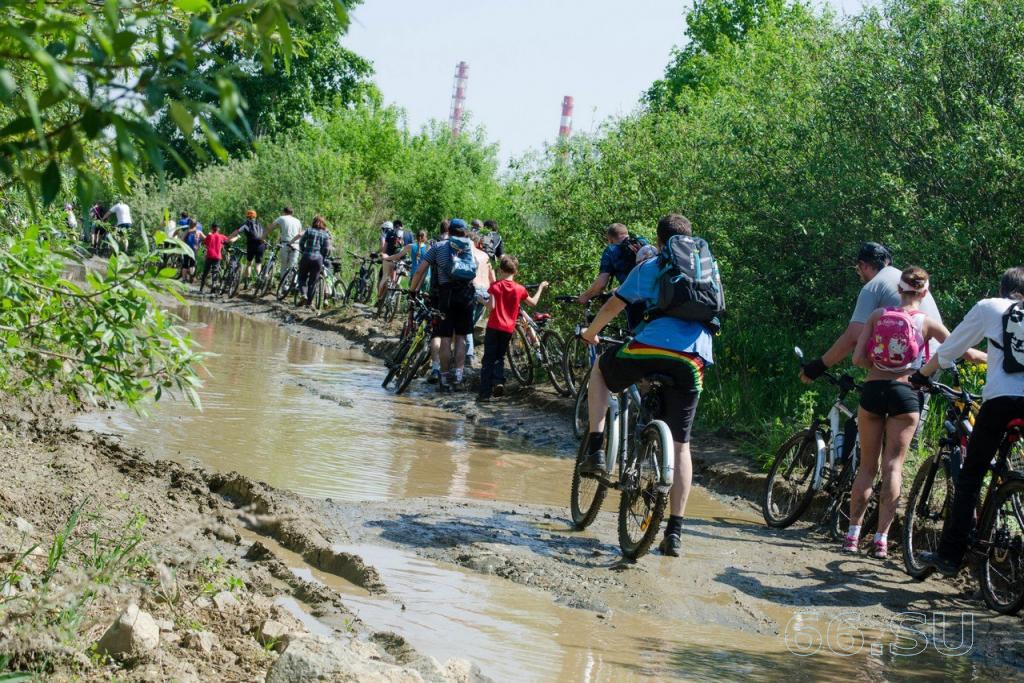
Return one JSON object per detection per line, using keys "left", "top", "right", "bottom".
{"left": 0, "top": 229, "right": 204, "bottom": 408}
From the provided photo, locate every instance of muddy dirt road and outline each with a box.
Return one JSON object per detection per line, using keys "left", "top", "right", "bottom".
{"left": 71, "top": 299, "right": 1024, "bottom": 681}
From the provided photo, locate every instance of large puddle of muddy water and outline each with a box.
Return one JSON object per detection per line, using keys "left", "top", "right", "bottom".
{"left": 78, "top": 305, "right": 1004, "bottom": 681}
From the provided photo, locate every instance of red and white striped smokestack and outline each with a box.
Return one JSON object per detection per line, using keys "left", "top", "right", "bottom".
{"left": 558, "top": 96, "right": 574, "bottom": 139}
{"left": 449, "top": 61, "right": 469, "bottom": 138}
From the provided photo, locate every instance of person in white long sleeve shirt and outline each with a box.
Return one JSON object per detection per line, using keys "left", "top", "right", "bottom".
{"left": 911, "top": 267, "right": 1024, "bottom": 575}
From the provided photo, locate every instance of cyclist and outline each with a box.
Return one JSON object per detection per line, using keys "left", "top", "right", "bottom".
{"left": 270, "top": 207, "right": 302, "bottom": 276}
{"left": 177, "top": 211, "right": 191, "bottom": 230}
{"left": 579, "top": 214, "right": 717, "bottom": 558}
{"left": 228, "top": 210, "right": 266, "bottom": 289}
{"left": 466, "top": 231, "right": 496, "bottom": 366}
{"left": 291, "top": 215, "right": 333, "bottom": 308}
{"left": 410, "top": 218, "right": 476, "bottom": 391}
{"left": 577, "top": 223, "right": 648, "bottom": 331}
{"left": 911, "top": 267, "right": 1024, "bottom": 576}
{"left": 200, "top": 223, "right": 228, "bottom": 291}
{"left": 382, "top": 229, "right": 430, "bottom": 285}
{"left": 101, "top": 199, "right": 133, "bottom": 247}
{"left": 846, "top": 266, "right": 954, "bottom": 558}
{"left": 484, "top": 219, "right": 504, "bottom": 260}
{"left": 378, "top": 220, "right": 403, "bottom": 302}
{"left": 180, "top": 219, "right": 205, "bottom": 283}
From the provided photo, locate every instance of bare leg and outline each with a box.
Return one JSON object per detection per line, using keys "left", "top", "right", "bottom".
{"left": 453, "top": 335, "right": 467, "bottom": 371}
{"left": 439, "top": 337, "right": 452, "bottom": 374}
{"left": 850, "top": 407, "right": 883, "bottom": 528}
{"left": 587, "top": 363, "right": 610, "bottom": 434}
{"left": 876, "top": 412, "right": 918, "bottom": 535}
{"left": 670, "top": 441, "right": 692, "bottom": 517}
{"left": 431, "top": 336, "right": 441, "bottom": 365}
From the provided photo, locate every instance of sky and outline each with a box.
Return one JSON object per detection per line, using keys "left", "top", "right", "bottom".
{"left": 343, "top": 0, "right": 873, "bottom": 166}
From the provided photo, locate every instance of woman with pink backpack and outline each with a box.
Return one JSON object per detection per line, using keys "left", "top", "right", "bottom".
{"left": 847, "top": 266, "right": 951, "bottom": 558}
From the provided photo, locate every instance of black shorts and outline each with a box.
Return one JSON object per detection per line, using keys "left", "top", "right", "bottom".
{"left": 182, "top": 255, "right": 196, "bottom": 269}
{"left": 859, "top": 380, "right": 922, "bottom": 418}
{"left": 436, "top": 284, "right": 475, "bottom": 337}
{"left": 598, "top": 340, "right": 705, "bottom": 443}
{"left": 246, "top": 241, "right": 266, "bottom": 263}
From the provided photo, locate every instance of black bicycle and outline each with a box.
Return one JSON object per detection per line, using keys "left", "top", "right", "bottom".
{"left": 903, "top": 369, "right": 1024, "bottom": 613}
{"left": 383, "top": 292, "right": 443, "bottom": 395}
{"left": 343, "top": 251, "right": 381, "bottom": 306}
{"left": 377, "top": 259, "right": 410, "bottom": 322}
{"left": 560, "top": 292, "right": 619, "bottom": 397}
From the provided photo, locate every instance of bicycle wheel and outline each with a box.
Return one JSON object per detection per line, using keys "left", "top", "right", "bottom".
{"left": 507, "top": 327, "right": 534, "bottom": 386}
{"left": 227, "top": 265, "right": 242, "bottom": 298}
{"left": 276, "top": 268, "right": 296, "bottom": 302}
{"left": 573, "top": 367, "right": 591, "bottom": 440}
{"left": 761, "top": 430, "right": 818, "bottom": 528}
{"left": 828, "top": 487, "right": 879, "bottom": 545}
{"left": 395, "top": 347, "right": 430, "bottom": 395}
{"left": 357, "top": 277, "right": 374, "bottom": 304}
{"left": 570, "top": 429, "right": 609, "bottom": 530}
{"left": 383, "top": 334, "right": 416, "bottom": 388}
{"left": 540, "top": 330, "right": 570, "bottom": 396}
{"left": 902, "top": 453, "right": 953, "bottom": 579}
{"left": 562, "top": 334, "right": 591, "bottom": 396}
{"left": 980, "top": 477, "right": 1024, "bottom": 615}
{"left": 618, "top": 422, "right": 671, "bottom": 560}
{"left": 343, "top": 278, "right": 358, "bottom": 305}
{"left": 311, "top": 277, "right": 326, "bottom": 312}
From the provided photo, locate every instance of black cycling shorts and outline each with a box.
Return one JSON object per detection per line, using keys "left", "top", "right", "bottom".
{"left": 859, "top": 380, "right": 922, "bottom": 418}
{"left": 246, "top": 241, "right": 266, "bottom": 263}
{"left": 598, "top": 340, "right": 704, "bottom": 443}
{"left": 181, "top": 255, "right": 196, "bottom": 269}
{"left": 435, "top": 284, "right": 475, "bottom": 337}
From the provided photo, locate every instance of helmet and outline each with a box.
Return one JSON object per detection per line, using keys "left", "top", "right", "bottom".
{"left": 246, "top": 209, "right": 257, "bottom": 219}
{"left": 380, "top": 221, "right": 394, "bottom": 230}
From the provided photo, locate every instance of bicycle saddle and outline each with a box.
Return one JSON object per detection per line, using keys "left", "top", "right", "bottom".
{"left": 1007, "top": 418, "right": 1024, "bottom": 443}
{"left": 533, "top": 313, "right": 551, "bottom": 322}
{"left": 645, "top": 373, "right": 676, "bottom": 387}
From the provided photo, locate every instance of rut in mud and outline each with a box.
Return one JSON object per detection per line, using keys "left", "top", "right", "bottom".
{"left": 75, "top": 299, "right": 1024, "bottom": 681}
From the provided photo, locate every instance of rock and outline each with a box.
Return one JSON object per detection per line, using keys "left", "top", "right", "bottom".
{"left": 13, "top": 517, "right": 34, "bottom": 535}
{"left": 195, "top": 596, "right": 212, "bottom": 609}
{"left": 96, "top": 604, "right": 160, "bottom": 657}
{"left": 155, "top": 619, "right": 174, "bottom": 632}
{"left": 206, "top": 523, "right": 239, "bottom": 544}
{"left": 184, "top": 630, "right": 218, "bottom": 654}
{"left": 213, "top": 590, "right": 241, "bottom": 612}
{"left": 244, "top": 541, "right": 273, "bottom": 561}
{"left": 266, "top": 636, "right": 425, "bottom": 683}
{"left": 259, "top": 619, "right": 289, "bottom": 649}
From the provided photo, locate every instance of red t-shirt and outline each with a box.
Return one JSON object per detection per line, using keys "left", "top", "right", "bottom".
{"left": 487, "top": 279, "right": 529, "bottom": 333}
{"left": 203, "top": 232, "right": 229, "bottom": 260}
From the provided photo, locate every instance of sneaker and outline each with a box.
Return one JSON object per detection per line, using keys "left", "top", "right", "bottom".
{"left": 427, "top": 369, "right": 440, "bottom": 385}
{"left": 578, "top": 449, "right": 606, "bottom": 475}
{"left": 841, "top": 534, "right": 859, "bottom": 553}
{"left": 918, "top": 551, "right": 961, "bottom": 577}
{"left": 492, "top": 384, "right": 505, "bottom": 398}
{"left": 658, "top": 530, "right": 682, "bottom": 557}
{"left": 868, "top": 539, "right": 888, "bottom": 559}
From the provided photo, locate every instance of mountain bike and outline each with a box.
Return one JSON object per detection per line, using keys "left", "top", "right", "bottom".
{"left": 214, "top": 246, "right": 245, "bottom": 298}
{"left": 902, "top": 372, "right": 1024, "bottom": 613}
{"left": 560, "top": 293, "right": 618, "bottom": 396}
{"left": 383, "top": 292, "right": 442, "bottom": 395}
{"left": 343, "top": 251, "right": 380, "bottom": 306}
{"left": 254, "top": 242, "right": 291, "bottom": 298}
{"left": 293, "top": 257, "right": 340, "bottom": 313}
{"left": 569, "top": 342, "right": 675, "bottom": 561}
{"left": 275, "top": 256, "right": 300, "bottom": 302}
{"left": 761, "top": 347, "right": 879, "bottom": 545}
{"left": 505, "top": 292, "right": 570, "bottom": 395}
{"left": 377, "top": 259, "right": 410, "bottom": 322}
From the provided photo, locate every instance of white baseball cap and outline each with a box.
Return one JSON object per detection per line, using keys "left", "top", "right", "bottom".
{"left": 380, "top": 221, "right": 394, "bottom": 230}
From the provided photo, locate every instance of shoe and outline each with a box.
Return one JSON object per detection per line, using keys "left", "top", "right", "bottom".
{"left": 427, "top": 369, "right": 440, "bottom": 385}
{"left": 841, "top": 534, "right": 859, "bottom": 553}
{"left": 578, "top": 449, "right": 606, "bottom": 475}
{"left": 658, "top": 530, "right": 682, "bottom": 557}
{"left": 919, "top": 551, "right": 961, "bottom": 577}
{"left": 868, "top": 539, "right": 888, "bottom": 559}
{"left": 492, "top": 384, "right": 505, "bottom": 398}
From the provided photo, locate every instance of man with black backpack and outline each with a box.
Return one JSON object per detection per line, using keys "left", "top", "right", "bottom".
{"left": 410, "top": 218, "right": 478, "bottom": 392}
{"left": 579, "top": 214, "right": 724, "bottom": 558}
{"left": 578, "top": 223, "right": 648, "bottom": 331}
{"left": 378, "top": 220, "right": 403, "bottom": 302}
{"left": 228, "top": 209, "right": 265, "bottom": 289}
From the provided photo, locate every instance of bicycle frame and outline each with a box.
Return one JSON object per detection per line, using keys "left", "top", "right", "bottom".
{"left": 605, "top": 383, "right": 674, "bottom": 492}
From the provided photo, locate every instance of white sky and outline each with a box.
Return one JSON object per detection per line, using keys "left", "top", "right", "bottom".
{"left": 343, "top": 0, "right": 873, "bottom": 165}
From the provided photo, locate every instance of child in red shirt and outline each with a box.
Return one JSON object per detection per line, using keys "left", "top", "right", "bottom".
{"left": 478, "top": 255, "right": 547, "bottom": 401}
{"left": 200, "top": 224, "right": 229, "bottom": 293}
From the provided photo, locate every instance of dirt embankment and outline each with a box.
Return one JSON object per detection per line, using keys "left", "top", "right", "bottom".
{"left": 0, "top": 391, "right": 487, "bottom": 681}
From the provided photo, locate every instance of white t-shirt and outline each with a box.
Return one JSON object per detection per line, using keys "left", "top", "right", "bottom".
{"left": 66, "top": 210, "right": 77, "bottom": 229}
{"left": 272, "top": 215, "right": 302, "bottom": 243}
{"left": 937, "top": 298, "right": 1024, "bottom": 401}
{"left": 109, "top": 202, "right": 132, "bottom": 225}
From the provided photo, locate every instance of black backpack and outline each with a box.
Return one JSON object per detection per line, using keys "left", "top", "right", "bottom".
{"left": 383, "top": 228, "right": 400, "bottom": 253}
{"left": 613, "top": 235, "right": 647, "bottom": 275}
{"left": 990, "top": 300, "right": 1024, "bottom": 373}
{"left": 648, "top": 234, "right": 725, "bottom": 326}
{"left": 246, "top": 220, "right": 264, "bottom": 243}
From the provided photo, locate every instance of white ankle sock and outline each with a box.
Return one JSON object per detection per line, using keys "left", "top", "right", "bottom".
{"left": 847, "top": 525, "right": 862, "bottom": 539}
{"left": 874, "top": 532, "right": 887, "bottom": 544}
{"left": 431, "top": 361, "right": 440, "bottom": 372}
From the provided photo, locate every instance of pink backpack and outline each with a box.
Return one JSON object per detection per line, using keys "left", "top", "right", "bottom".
{"left": 869, "top": 307, "right": 927, "bottom": 371}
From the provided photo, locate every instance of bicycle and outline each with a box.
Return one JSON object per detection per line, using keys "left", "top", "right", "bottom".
{"left": 382, "top": 292, "right": 443, "bottom": 395}
{"left": 761, "top": 347, "right": 879, "bottom": 545}
{"left": 569, "top": 336, "right": 676, "bottom": 561}
{"left": 217, "top": 246, "right": 245, "bottom": 298}
{"left": 902, "top": 371, "right": 1024, "bottom": 613}
{"left": 254, "top": 242, "right": 292, "bottom": 298}
{"left": 376, "top": 259, "right": 410, "bottom": 322}
{"left": 275, "top": 254, "right": 300, "bottom": 302}
{"left": 505, "top": 289, "right": 570, "bottom": 396}
{"left": 560, "top": 292, "right": 619, "bottom": 397}
{"left": 293, "top": 256, "right": 340, "bottom": 313}
{"left": 343, "top": 251, "right": 381, "bottom": 306}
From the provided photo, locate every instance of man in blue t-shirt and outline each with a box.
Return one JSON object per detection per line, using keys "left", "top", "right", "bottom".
{"left": 579, "top": 214, "right": 715, "bottom": 559}
{"left": 577, "top": 223, "right": 647, "bottom": 331}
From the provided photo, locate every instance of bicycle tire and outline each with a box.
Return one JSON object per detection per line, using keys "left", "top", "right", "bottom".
{"left": 828, "top": 488, "right": 879, "bottom": 545}
{"left": 343, "top": 278, "right": 358, "bottom": 305}
{"left": 618, "top": 422, "right": 671, "bottom": 560}
{"left": 311, "top": 277, "right": 326, "bottom": 312}
{"left": 902, "top": 453, "right": 952, "bottom": 580}
{"left": 540, "top": 330, "right": 570, "bottom": 396}
{"left": 357, "top": 277, "right": 374, "bottom": 304}
{"left": 276, "top": 268, "right": 296, "bottom": 302}
{"left": 573, "top": 367, "right": 591, "bottom": 440}
{"left": 382, "top": 334, "right": 416, "bottom": 388}
{"left": 395, "top": 347, "right": 430, "bottom": 395}
{"left": 761, "top": 430, "right": 819, "bottom": 528}
{"left": 562, "top": 334, "right": 590, "bottom": 396}
{"left": 570, "top": 430, "right": 609, "bottom": 530}
{"left": 228, "top": 265, "right": 242, "bottom": 298}
{"left": 507, "top": 326, "right": 535, "bottom": 386}
{"left": 980, "top": 477, "right": 1024, "bottom": 615}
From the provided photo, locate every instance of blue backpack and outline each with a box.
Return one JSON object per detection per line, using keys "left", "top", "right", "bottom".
{"left": 447, "top": 237, "right": 477, "bottom": 282}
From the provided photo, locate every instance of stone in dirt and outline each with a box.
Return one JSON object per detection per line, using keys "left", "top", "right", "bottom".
{"left": 212, "top": 590, "right": 241, "bottom": 612}
{"left": 266, "top": 636, "right": 427, "bottom": 683}
{"left": 184, "top": 630, "right": 218, "bottom": 654}
{"left": 259, "top": 619, "right": 289, "bottom": 649}
{"left": 96, "top": 603, "right": 160, "bottom": 656}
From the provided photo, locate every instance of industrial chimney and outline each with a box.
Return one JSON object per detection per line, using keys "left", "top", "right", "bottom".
{"left": 558, "top": 96, "right": 574, "bottom": 139}
{"left": 449, "top": 61, "right": 469, "bottom": 138}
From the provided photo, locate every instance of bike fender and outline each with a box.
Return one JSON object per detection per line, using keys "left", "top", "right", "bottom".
{"left": 606, "top": 398, "right": 620, "bottom": 473}
{"left": 649, "top": 420, "right": 675, "bottom": 492}
{"left": 811, "top": 432, "right": 827, "bottom": 491}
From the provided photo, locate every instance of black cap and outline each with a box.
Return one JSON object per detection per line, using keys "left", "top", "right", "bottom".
{"left": 857, "top": 241, "right": 891, "bottom": 265}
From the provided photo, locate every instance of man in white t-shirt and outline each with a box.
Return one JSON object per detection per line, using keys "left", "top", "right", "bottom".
{"left": 103, "top": 200, "right": 133, "bottom": 229}
{"left": 270, "top": 207, "right": 302, "bottom": 272}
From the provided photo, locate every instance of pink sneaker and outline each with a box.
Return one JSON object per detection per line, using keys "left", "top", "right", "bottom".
{"left": 841, "top": 534, "right": 859, "bottom": 553}
{"left": 868, "top": 539, "right": 888, "bottom": 559}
